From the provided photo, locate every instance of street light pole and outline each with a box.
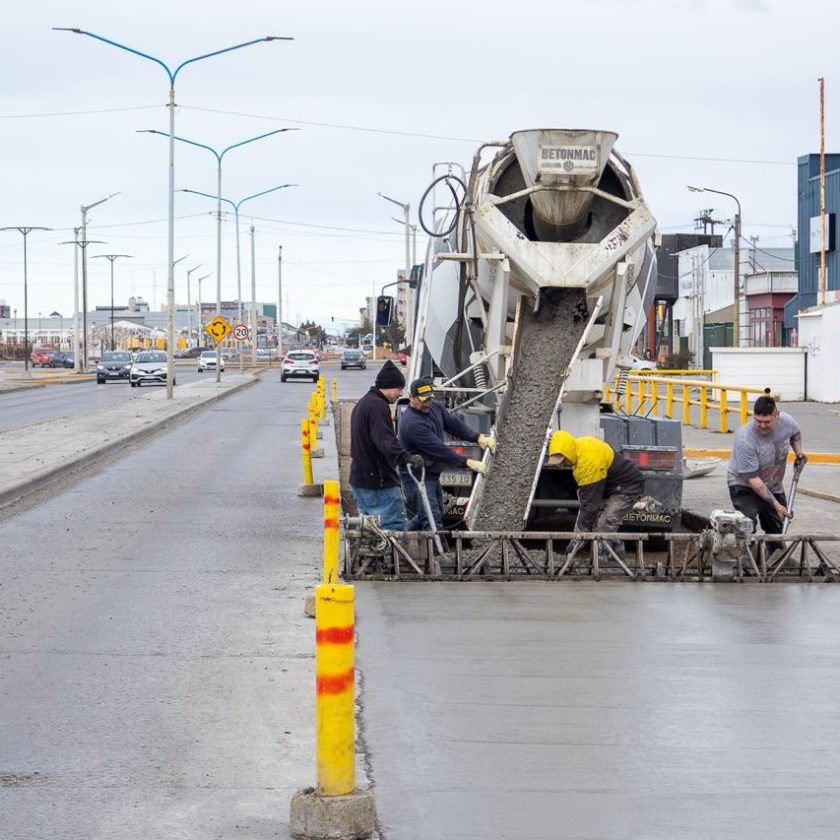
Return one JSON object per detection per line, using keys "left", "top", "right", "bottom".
{"left": 59, "top": 237, "right": 106, "bottom": 370}
{"left": 0, "top": 226, "right": 52, "bottom": 375}
{"left": 179, "top": 184, "right": 297, "bottom": 370}
{"left": 79, "top": 193, "right": 120, "bottom": 368}
{"left": 185, "top": 265, "right": 201, "bottom": 347}
{"left": 144, "top": 131, "right": 297, "bottom": 383}
{"left": 57, "top": 28, "right": 294, "bottom": 398}
{"left": 688, "top": 185, "right": 742, "bottom": 348}
{"left": 92, "top": 254, "right": 133, "bottom": 350}
{"left": 196, "top": 273, "right": 212, "bottom": 343}
{"left": 378, "top": 192, "right": 413, "bottom": 349}
{"left": 277, "top": 245, "right": 283, "bottom": 359}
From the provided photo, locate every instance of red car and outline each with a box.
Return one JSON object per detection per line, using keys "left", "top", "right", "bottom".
{"left": 30, "top": 347, "right": 57, "bottom": 367}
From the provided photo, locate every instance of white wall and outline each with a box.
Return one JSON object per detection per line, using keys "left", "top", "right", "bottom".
{"left": 710, "top": 347, "right": 806, "bottom": 401}
{"left": 797, "top": 302, "right": 840, "bottom": 402}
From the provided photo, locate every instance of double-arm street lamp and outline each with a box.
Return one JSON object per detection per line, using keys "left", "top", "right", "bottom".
{"left": 55, "top": 28, "right": 293, "bottom": 398}
{"left": 142, "top": 129, "right": 297, "bottom": 382}
{"left": 195, "top": 273, "right": 212, "bottom": 340}
{"left": 180, "top": 184, "right": 297, "bottom": 366}
{"left": 688, "top": 185, "right": 742, "bottom": 348}
{"left": 92, "top": 253, "right": 133, "bottom": 350}
{"left": 0, "top": 226, "right": 53, "bottom": 374}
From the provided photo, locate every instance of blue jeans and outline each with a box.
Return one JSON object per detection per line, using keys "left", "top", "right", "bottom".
{"left": 402, "top": 476, "right": 444, "bottom": 531}
{"left": 350, "top": 485, "right": 407, "bottom": 531}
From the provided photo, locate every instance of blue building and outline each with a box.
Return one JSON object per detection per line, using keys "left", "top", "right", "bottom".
{"left": 785, "top": 152, "right": 840, "bottom": 340}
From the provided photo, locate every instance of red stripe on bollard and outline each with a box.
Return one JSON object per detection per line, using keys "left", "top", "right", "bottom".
{"left": 323, "top": 517, "right": 340, "bottom": 529}
{"left": 316, "top": 625, "right": 354, "bottom": 644}
{"left": 323, "top": 494, "right": 341, "bottom": 505}
{"left": 316, "top": 667, "right": 355, "bottom": 696}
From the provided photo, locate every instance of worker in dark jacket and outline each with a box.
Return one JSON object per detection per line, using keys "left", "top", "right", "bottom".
{"left": 398, "top": 377, "right": 497, "bottom": 531}
{"left": 547, "top": 430, "right": 644, "bottom": 558}
{"left": 349, "top": 360, "right": 423, "bottom": 530}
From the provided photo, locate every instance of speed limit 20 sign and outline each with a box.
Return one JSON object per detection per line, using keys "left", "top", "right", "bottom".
{"left": 232, "top": 323, "right": 250, "bottom": 342}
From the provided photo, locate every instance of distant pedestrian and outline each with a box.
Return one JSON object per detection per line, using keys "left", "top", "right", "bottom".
{"left": 397, "top": 377, "right": 496, "bottom": 531}
{"left": 349, "top": 360, "right": 423, "bottom": 530}
{"left": 727, "top": 395, "right": 807, "bottom": 543}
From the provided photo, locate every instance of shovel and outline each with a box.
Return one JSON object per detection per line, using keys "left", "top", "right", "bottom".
{"left": 780, "top": 458, "right": 805, "bottom": 537}
{"left": 407, "top": 461, "right": 446, "bottom": 556}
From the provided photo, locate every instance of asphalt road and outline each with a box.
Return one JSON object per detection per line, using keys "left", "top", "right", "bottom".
{"left": 0, "top": 369, "right": 331, "bottom": 839}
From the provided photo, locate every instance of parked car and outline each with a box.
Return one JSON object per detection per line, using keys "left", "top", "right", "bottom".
{"left": 197, "top": 350, "right": 225, "bottom": 372}
{"left": 129, "top": 351, "right": 174, "bottom": 387}
{"left": 61, "top": 352, "right": 75, "bottom": 369}
{"left": 281, "top": 350, "right": 320, "bottom": 383}
{"left": 96, "top": 351, "right": 134, "bottom": 384}
{"left": 174, "top": 346, "right": 209, "bottom": 359}
{"left": 30, "top": 347, "right": 57, "bottom": 367}
{"left": 340, "top": 348, "right": 367, "bottom": 370}
{"left": 48, "top": 351, "right": 70, "bottom": 368}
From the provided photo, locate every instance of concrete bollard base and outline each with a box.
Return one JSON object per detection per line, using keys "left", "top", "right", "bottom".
{"left": 311, "top": 449, "right": 325, "bottom": 459}
{"left": 303, "top": 592, "right": 316, "bottom": 618}
{"left": 290, "top": 787, "right": 375, "bottom": 840}
{"left": 298, "top": 484, "right": 324, "bottom": 498}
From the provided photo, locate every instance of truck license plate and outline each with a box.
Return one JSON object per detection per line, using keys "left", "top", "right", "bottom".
{"left": 440, "top": 472, "right": 472, "bottom": 487}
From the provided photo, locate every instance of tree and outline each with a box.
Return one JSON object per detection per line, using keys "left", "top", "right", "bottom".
{"left": 298, "top": 320, "right": 326, "bottom": 347}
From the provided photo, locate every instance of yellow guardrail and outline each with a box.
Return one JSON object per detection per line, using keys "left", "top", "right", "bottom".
{"left": 605, "top": 370, "right": 769, "bottom": 434}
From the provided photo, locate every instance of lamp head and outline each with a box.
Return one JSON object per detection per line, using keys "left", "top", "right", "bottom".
{"left": 687, "top": 185, "right": 704, "bottom": 193}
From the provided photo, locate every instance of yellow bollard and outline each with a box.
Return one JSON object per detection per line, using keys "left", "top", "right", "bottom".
{"left": 740, "top": 391, "right": 749, "bottom": 427}
{"left": 309, "top": 411, "right": 319, "bottom": 447}
{"left": 319, "top": 386, "right": 327, "bottom": 420}
{"left": 700, "top": 386, "right": 708, "bottom": 429}
{"left": 315, "top": 583, "right": 356, "bottom": 796}
{"left": 666, "top": 382, "right": 674, "bottom": 419}
{"left": 331, "top": 377, "right": 338, "bottom": 402}
{"left": 719, "top": 389, "right": 729, "bottom": 434}
{"left": 301, "top": 419, "right": 314, "bottom": 485}
{"left": 322, "top": 479, "right": 341, "bottom": 584}
{"left": 682, "top": 384, "right": 690, "bottom": 425}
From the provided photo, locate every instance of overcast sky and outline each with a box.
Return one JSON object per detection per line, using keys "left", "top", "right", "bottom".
{"left": 1, "top": 0, "right": 835, "bottom": 331}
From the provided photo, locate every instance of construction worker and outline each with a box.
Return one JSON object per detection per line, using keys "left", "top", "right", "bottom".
{"left": 349, "top": 360, "right": 424, "bottom": 530}
{"left": 727, "top": 395, "right": 806, "bottom": 544}
{"left": 547, "top": 430, "right": 644, "bottom": 557}
{"left": 398, "top": 377, "right": 497, "bottom": 531}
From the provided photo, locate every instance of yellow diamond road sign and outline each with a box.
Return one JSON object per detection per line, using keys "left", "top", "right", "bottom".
{"left": 205, "top": 315, "right": 232, "bottom": 343}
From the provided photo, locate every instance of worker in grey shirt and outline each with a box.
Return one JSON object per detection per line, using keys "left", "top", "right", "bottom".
{"left": 727, "top": 395, "right": 807, "bottom": 540}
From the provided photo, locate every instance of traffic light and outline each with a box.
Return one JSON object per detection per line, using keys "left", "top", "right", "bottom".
{"left": 375, "top": 295, "right": 394, "bottom": 327}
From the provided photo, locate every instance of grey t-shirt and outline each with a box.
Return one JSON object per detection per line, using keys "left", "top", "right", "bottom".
{"left": 727, "top": 411, "right": 800, "bottom": 492}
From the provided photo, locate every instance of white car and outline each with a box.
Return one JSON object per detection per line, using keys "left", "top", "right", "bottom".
{"left": 197, "top": 350, "right": 225, "bottom": 372}
{"left": 281, "top": 350, "right": 320, "bottom": 382}
{"left": 129, "top": 351, "right": 174, "bottom": 387}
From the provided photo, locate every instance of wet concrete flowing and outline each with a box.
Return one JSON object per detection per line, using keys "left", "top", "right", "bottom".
{"left": 471, "top": 288, "right": 588, "bottom": 531}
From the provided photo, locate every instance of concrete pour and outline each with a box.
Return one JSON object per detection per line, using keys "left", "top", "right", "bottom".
{"left": 471, "top": 288, "right": 588, "bottom": 531}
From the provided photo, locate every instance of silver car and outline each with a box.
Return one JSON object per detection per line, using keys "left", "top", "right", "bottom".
{"left": 129, "top": 351, "right": 174, "bottom": 387}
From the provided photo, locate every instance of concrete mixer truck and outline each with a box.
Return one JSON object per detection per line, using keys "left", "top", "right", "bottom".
{"left": 406, "top": 128, "right": 682, "bottom": 533}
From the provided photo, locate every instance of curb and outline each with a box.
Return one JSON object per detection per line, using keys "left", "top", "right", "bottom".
{"left": 683, "top": 448, "right": 840, "bottom": 465}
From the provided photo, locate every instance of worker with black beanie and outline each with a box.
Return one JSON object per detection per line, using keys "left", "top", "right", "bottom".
{"left": 349, "top": 360, "right": 424, "bottom": 530}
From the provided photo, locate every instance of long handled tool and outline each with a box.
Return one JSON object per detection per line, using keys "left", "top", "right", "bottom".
{"left": 780, "top": 458, "right": 805, "bottom": 537}
{"left": 407, "top": 461, "right": 446, "bottom": 556}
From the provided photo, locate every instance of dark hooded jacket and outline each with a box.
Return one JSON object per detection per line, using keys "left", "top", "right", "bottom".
{"left": 349, "top": 387, "right": 411, "bottom": 489}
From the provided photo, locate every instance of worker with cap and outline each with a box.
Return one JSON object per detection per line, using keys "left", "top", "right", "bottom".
{"left": 349, "top": 359, "right": 424, "bottom": 530}
{"left": 398, "top": 376, "right": 497, "bottom": 532}
{"left": 547, "top": 430, "right": 644, "bottom": 558}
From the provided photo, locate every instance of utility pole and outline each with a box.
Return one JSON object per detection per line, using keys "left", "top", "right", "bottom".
{"left": 250, "top": 223, "right": 257, "bottom": 368}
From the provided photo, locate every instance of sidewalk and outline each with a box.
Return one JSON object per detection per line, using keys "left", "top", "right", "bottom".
{"left": 0, "top": 373, "right": 258, "bottom": 509}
